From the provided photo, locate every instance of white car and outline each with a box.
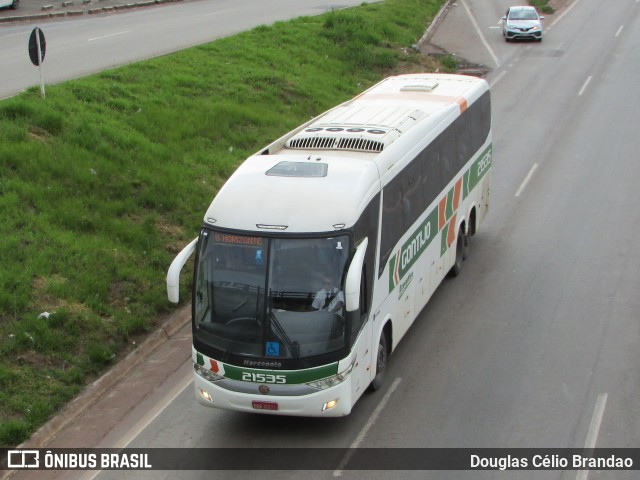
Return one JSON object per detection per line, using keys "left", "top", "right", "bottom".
{"left": 502, "top": 6, "right": 544, "bottom": 42}
{"left": 0, "top": 0, "right": 19, "bottom": 9}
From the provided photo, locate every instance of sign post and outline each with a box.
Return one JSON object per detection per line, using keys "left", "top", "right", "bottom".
{"left": 28, "top": 27, "right": 47, "bottom": 98}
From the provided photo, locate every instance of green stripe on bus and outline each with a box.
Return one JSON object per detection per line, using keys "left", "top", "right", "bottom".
{"left": 445, "top": 186, "right": 455, "bottom": 221}
{"left": 440, "top": 222, "right": 449, "bottom": 256}
{"left": 463, "top": 169, "right": 471, "bottom": 199}
{"left": 466, "top": 144, "right": 492, "bottom": 194}
{"left": 223, "top": 363, "right": 339, "bottom": 384}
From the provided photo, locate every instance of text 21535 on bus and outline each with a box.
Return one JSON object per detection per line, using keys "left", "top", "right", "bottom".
{"left": 167, "top": 73, "right": 492, "bottom": 416}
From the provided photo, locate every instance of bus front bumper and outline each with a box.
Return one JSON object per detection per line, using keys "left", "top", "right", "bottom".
{"left": 194, "top": 373, "right": 354, "bottom": 417}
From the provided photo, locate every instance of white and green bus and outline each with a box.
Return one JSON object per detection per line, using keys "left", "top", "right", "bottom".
{"left": 167, "top": 73, "right": 492, "bottom": 416}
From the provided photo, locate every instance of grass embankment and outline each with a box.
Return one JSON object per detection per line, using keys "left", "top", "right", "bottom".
{"left": 529, "top": 0, "right": 555, "bottom": 14}
{"left": 0, "top": 0, "right": 448, "bottom": 446}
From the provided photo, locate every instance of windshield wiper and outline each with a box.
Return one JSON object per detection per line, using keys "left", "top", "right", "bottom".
{"left": 221, "top": 331, "right": 239, "bottom": 363}
{"left": 267, "top": 310, "right": 303, "bottom": 367}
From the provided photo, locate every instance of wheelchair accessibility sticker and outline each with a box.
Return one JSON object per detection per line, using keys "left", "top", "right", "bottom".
{"left": 266, "top": 341, "right": 280, "bottom": 357}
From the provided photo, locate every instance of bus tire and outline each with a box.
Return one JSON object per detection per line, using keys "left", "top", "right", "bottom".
{"left": 449, "top": 226, "right": 465, "bottom": 277}
{"left": 368, "top": 330, "right": 388, "bottom": 392}
{"left": 463, "top": 229, "right": 470, "bottom": 260}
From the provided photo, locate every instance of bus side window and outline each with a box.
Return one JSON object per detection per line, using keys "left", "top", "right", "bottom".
{"left": 380, "top": 180, "right": 403, "bottom": 274}
{"left": 401, "top": 160, "right": 423, "bottom": 229}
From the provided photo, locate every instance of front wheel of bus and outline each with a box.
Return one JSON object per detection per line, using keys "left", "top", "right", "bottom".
{"left": 368, "top": 332, "right": 388, "bottom": 392}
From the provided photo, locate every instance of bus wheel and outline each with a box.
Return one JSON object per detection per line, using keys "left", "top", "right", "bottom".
{"left": 368, "top": 331, "right": 388, "bottom": 391}
{"left": 450, "top": 227, "right": 465, "bottom": 277}
{"left": 463, "top": 229, "right": 470, "bottom": 260}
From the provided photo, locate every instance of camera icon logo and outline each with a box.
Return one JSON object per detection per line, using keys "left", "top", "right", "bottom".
{"left": 8, "top": 450, "right": 40, "bottom": 469}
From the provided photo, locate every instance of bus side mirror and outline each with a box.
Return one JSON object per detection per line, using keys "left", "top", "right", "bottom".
{"left": 344, "top": 238, "right": 368, "bottom": 313}
{"left": 167, "top": 237, "right": 198, "bottom": 303}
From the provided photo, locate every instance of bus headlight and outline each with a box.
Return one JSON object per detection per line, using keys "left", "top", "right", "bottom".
{"left": 199, "top": 389, "right": 214, "bottom": 403}
{"left": 306, "top": 361, "right": 355, "bottom": 390}
{"left": 194, "top": 362, "right": 224, "bottom": 383}
{"left": 322, "top": 399, "right": 338, "bottom": 411}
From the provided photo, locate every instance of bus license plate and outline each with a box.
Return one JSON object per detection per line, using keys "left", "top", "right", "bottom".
{"left": 252, "top": 400, "right": 278, "bottom": 411}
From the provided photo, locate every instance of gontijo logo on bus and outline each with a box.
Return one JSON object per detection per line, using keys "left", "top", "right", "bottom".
{"left": 389, "top": 209, "right": 438, "bottom": 294}
{"left": 388, "top": 145, "right": 492, "bottom": 293}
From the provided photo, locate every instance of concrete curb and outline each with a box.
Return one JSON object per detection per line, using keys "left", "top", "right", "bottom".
{"left": 0, "top": 0, "right": 183, "bottom": 23}
{"left": 417, "top": 0, "right": 454, "bottom": 49}
{"left": 17, "top": 305, "right": 190, "bottom": 449}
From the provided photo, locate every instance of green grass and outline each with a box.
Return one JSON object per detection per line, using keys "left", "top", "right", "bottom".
{"left": 529, "top": 0, "right": 555, "bottom": 14}
{"left": 0, "top": 0, "right": 447, "bottom": 447}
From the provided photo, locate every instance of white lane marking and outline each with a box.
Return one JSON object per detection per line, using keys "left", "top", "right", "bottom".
{"left": 515, "top": 163, "right": 538, "bottom": 197}
{"left": 614, "top": 25, "right": 624, "bottom": 37}
{"left": 578, "top": 76, "right": 592, "bottom": 96}
{"left": 88, "top": 31, "right": 130, "bottom": 42}
{"left": 333, "top": 377, "right": 402, "bottom": 477}
{"left": 489, "top": 70, "right": 507, "bottom": 89}
{"left": 549, "top": 0, "right": 583, "bottom": 30}
{"left": 78, "top": 373, "right": 193, "bottom": 480}
{"left": 117, "top": 374, "right": 193, "bottom": 448}
{"left": 576, "top": 393, "right": 608, "bottom": 480}
{"left": 459, "top": 0, "right": 500, "bottom": 68}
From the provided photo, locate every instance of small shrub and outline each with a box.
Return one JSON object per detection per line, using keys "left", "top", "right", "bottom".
{"left": 440, "top": 54, "right": 459, "bottom": 72}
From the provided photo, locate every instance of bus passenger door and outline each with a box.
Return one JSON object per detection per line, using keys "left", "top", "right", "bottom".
{"left": 345, "top": 239, "right": 373, "bottom": 401}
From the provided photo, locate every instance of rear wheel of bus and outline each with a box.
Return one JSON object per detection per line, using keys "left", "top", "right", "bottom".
{"left": 450, "top": 226, "right": 466, "bottom": 277}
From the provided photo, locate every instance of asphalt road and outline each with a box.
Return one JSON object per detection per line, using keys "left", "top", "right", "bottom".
{"left": 5, "top": 0, "right": 640, "bottom": 479}
{"left": 0, "top": 0, "right": 182, "bottom": 22}
{"left": 0, "top": 0, "right": 381, "bottom": 99}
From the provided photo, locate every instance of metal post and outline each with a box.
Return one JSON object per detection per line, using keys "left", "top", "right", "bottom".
{"left": 35, "top": 28, "right": 45, "bottom": 98}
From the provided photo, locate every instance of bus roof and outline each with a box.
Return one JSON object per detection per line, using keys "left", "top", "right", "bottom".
{"left": 204, "top": 74, "right": 488, "bottom": 233}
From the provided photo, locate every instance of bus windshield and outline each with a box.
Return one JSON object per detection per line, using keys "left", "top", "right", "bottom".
{"left": 193, "top": 230, "right": 350, "bottom": 364}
